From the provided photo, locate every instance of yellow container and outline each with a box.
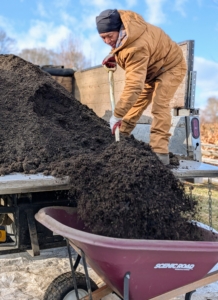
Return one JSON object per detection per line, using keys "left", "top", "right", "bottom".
{"left": 0, "top": 230, "right": 6, "bottom": 242}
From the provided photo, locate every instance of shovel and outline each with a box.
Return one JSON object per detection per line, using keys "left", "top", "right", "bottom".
{"left": 104, "top": 65, "right": 120, "bottom": 142}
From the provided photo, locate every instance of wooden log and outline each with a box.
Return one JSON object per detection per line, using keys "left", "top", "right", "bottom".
{"left": 201, "top": 150, "right": 218, "bottom": 158}
{"left": 202, "top": 158, "right": 218, "bottom": 166}
{"left": 201, "top": 143, "right": 218, "bottom": 150}
{"left": 150, "top": 270, "right": 218, "bottom": 300}
{"left": 81, "top": 285, "right": 113, "bottom": 300}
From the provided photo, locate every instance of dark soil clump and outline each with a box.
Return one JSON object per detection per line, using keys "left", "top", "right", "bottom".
{"left": 75, "top": 139, "right": 199, "bottom": 240}
{"left": 0, "top": 54, "right": 200, "bottom": 241}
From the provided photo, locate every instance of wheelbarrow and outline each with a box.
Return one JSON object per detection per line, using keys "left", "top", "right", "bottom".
{"left": 35, "top": 206, "right": 218, "bottom": 300}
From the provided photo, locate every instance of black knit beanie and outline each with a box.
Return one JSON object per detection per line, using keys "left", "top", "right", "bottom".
{"left": 96, "top": 9, "right": 122, "bottom": 34}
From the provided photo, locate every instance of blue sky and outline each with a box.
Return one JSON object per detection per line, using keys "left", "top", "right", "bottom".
{"left": 1, "top": 0, "right": 218, "bottom": 109}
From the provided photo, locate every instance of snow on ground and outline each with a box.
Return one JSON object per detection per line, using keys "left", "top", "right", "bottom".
{"left": 0, "top": 247, "right": 217, "bottom": 300}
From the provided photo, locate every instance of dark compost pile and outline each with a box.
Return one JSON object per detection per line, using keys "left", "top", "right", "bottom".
{"left": 0, "top": 54, "right": 200, "bottom": 241}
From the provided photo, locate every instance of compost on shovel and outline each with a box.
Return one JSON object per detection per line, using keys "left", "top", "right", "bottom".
{"left": 0, "top": 54, "right": 200, "bottom": 241}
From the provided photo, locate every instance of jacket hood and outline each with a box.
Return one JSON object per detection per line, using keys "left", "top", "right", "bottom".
{"left": 113, "top": 10, "right": 147, "bottom": 53}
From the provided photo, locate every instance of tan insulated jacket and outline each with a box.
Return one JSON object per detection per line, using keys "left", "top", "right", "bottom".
{"left": 112, "top": 10, "right": 184, "bottom": 118}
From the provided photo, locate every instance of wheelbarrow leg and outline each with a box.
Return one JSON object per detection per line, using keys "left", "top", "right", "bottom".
{"left": 124, "top": 272, "right": 131, "bottom": 300}
{"left": 66, "top": 239, "right": 80, "bottom": 300}
{"left": 67, "top": 239, "right": 93, "bottom": 300}
{"left": 81, "top": 247, "right": 93, "bottom": 299}
{"left": 185, "top": 290, "right": 196, "bottom": 300}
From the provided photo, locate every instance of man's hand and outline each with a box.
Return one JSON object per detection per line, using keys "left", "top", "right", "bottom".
{"left": 110, "top": 115, "right": 122, "bottom": 134}
{"left": 102, "top": 54, "right": 116, "bottom": 69}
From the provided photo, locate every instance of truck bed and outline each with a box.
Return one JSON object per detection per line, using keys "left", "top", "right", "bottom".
{"left": 0, "top": 161, "right": 218, "bottom": 195}
{"left": 0, "top": 173, "right": 70, "bottom": 195}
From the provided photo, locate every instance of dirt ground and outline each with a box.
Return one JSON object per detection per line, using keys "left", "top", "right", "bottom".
{"left": 0, "top": 54, "right": 201, "bottom": 241}
{"left": 0, "top": 247, "right": 217, "bottom": 300}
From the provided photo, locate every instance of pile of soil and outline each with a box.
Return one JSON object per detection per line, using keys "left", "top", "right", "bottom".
{"left": 75, "top": 139, "right": 199, "bottom": 240}
{"left": 0, "top": 54, "right": 200, "bottom": 241}
{"left": 0, "top": 55, "right": 113, "bottom": 175}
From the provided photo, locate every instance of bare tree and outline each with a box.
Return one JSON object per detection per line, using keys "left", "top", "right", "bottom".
{"left": 55, "top": 34, "right": 91, "bottom": 70}
{"left": 0, "top": 29, "right": 16, "bottom": 54}
{"left": 18, "top": 47, "right": 58, "bottom": 66}
{"left": 18, "top": 34, "right": 90, "bottom": 70}
{"left": 200, "top": 97, "right": 218, "bottom": 123}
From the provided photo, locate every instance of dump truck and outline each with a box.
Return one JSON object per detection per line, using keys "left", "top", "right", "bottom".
{"left": 0, "top": 40, "right": 218, "bottom": 256}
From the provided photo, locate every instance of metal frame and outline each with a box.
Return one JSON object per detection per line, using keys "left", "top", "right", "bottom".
{"left": 178, "top": 40, "right": 195, "bottom": 109}
{"left": 123, "top": 272, "right": 130, "bottom": 300}
{"left": 187, "top": 71, "right": 197, "bottom": 109}
{"left": 67, "top": 239, "right": 81, "bottom": 300}
{"left": 0, "top": 189, "right": 72, "bottom": 255}
{"left": 172, "top": 160, "right": 218, "bottom": 178}
{"left": 26, "top": 208, "right": 40, "bottom": 256}
{"left": 67, "top": 239, "right": 93, "bottom": 300}
{"left": 66, "top": 239, "right": 132, "bottom": 300}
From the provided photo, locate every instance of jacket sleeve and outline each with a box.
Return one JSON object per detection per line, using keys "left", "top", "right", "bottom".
{"left": 114, "top": 48, "right": 149, "bottom": 118}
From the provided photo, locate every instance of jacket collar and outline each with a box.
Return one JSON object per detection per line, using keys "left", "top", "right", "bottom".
{"left": 112, "top": 10, "right": 146, "bottom": 54}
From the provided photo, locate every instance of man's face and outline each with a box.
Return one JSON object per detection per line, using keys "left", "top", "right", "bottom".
{"left": 100, "top": 31, "right": 119, "bottom": 48}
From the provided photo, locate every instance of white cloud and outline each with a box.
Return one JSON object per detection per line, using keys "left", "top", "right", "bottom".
{"left": 194, "top": 56, "right": 218, "bottom": 108}
{"left": 8, "top": 13, "right": 108, "bottom": 65}
{"left": 37, "top": 2, "right": 48, "bottom": 18}
{"left": 174, "top": 0, "right": 188, "bottom": 17}
{"left": 144, "top": 0, "right": 167, "bottom": 25}
{"left": 15, "top": 21, "right": 71, "bottom": 50}
{"left": 54, "top": 0, "right": 71, "bottom": 8}
{"left": 80, "top": 0, "right": 120, "bottom": 10}
{"left": 79, "top": 32, "right": 110, "bottom": 65}
{"left": 0, "top": 15, "right": 13, "bottom": 31}
{"left": 125, "top": 0, "right": 137, "bottom": 7}
{"left": 60, "top": 11, "right": 77, "bottom": 26}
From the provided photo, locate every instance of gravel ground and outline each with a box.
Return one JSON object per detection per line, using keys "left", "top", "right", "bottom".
{"left": 0, "top": 247, "right": 217, "bottom": 300}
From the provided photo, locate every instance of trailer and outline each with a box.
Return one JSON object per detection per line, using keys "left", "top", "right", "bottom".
{"left": 0, "top": 161, "right": 218, "bottom": 256}
{"left": 0, "top": 39, "right": 218, "bottom": 257}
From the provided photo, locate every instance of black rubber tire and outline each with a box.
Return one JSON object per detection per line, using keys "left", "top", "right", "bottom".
{"left": 43, "top": 271, "right": 98, "bottom": 300}
{"left": 185, "top": 290, "right": 196, "bottom": 299}
{"left": 41, "top": 68, "right": 75, "bottom": 77}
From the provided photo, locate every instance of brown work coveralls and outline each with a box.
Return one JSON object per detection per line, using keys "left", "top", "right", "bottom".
{"left": 112, "top": 10, "right": 187, "bottom": 154}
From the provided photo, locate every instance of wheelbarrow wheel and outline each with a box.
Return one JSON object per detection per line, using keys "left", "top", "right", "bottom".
{"left": 43, "top": 271, "right": 98, "bottom": 300}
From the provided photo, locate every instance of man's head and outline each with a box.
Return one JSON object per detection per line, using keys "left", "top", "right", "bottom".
{"left": 96, "top": 9, "right": 121, "bottom": 48}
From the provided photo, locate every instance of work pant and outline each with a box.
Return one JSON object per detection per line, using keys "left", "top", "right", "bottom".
{"left": 120, "top": 58, "right": 187, "bottom": 154}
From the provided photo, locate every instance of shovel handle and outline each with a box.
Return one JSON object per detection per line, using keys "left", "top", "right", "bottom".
{"left": 108, "top": 70, "right": 120, "bottom": 142}
{"left": 108, "top": 70, "right": 115, "bottom": 111}
{"left": 115, "top": 127, "right": 120, "bottom": 142}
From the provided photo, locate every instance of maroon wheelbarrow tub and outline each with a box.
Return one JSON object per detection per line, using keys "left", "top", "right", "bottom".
{"left": 35, "top": 206, "right": 218, "bottom": 300}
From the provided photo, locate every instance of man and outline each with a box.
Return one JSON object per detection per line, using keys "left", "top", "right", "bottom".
{"left": 96, "top": 9, "right": 187, "bottom": 165}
